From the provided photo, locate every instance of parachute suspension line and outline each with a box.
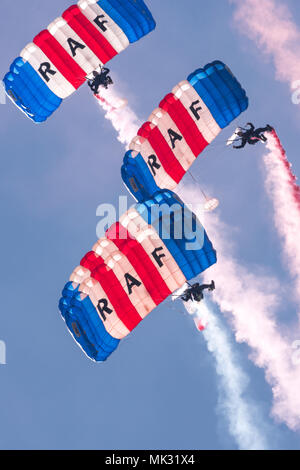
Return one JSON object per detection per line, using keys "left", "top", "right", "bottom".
{"left": 187, "top": 170, "right": 207, "bottom": 200}
{"left": 187, "top": 171, "right": 219, "bottom": 212}
{"left": 206, "top": 125, "right": 247, "bottom": 149}
{"left": 195, "top": 135, "right": 243, "bottom": 156}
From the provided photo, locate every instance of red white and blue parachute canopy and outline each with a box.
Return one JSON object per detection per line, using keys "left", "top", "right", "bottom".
{"left": 4, "top": 0, "right": 155, "bottom": 122}
{"left": 59, "top": 190, "right": 217, "bottom": 362}
{"left": 121, "top": 61, "right": 248, "bottom": 202}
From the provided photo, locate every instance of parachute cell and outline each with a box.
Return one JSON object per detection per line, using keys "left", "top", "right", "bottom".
{"left": 121, "top": 61, "right": 248, "bottom": 202}
{"left": 4, "top": 0, "right": 155, "bottom": 122}
{"left": 59, "top": 190, "right": 217, "bottom": 361}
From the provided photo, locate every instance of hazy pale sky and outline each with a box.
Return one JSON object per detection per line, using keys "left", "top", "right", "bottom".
{"left": 0, "top": 0, "right": 300, "bottom": 450}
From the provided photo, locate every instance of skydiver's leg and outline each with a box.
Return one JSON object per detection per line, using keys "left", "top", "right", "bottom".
{"left": 193, "top": 292, "right": 204, "bottom": 302}
{"left": 199, "top": 284, "right": 212, "bottom": 291}
{"left": 253, "top": 131, "right": 267, "bottom": 142}
{"left": 248, "top": 137, "right": 260, "bottom": 145}
{"left": 88, "top": 80, "right": 94, "bottom": 90}
{"left": 209, "top": 281, "right": 215, "bottom": 290}
{"left": 233, "top": 139, "right": 247, "bottom": 149}
{"left": 258, "top": 126, "right": 273, "bottom": 134}
{"left": 255, "top": 128, "right": 265, "bottom": 135}
{"left": 181, "top": 293, "right": 191, "bottom": 302}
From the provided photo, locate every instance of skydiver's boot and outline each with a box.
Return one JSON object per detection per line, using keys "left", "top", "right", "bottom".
{"left": 192, "top": 292, "right": 204, "bottom": 302}
{"left": 209, "top": 281, "right": 215, "bottom": 291}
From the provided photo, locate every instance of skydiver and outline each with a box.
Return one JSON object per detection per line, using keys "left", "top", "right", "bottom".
{"left": 180, "top": 281, "right": 215, "bottom": 303}
{"left": 233, "top": 123, "right": 273, "bottom": 149}
{"left": 87, "top": 66, "right": 113, "bottom": 94}
{"left": 253, "top": 124, "right": 274, "bottom": 140}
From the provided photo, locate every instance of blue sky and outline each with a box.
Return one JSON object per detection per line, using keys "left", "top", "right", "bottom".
{"left": 0, "top": 0, "right": 300, "bottom": 450}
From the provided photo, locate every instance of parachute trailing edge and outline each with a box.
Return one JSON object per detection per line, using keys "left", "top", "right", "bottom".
{"left": 121, "top": 61, "right": 249, "bottom": 202}
{"left": 4, "top": 0, "right": 155, "bottom": 122}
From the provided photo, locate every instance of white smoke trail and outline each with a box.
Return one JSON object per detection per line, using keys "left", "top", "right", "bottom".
{"left": 186, "top": 300, "right": 270, "bottom": 450}
{"left": 95, "top": 87, "right": 275, "bottom": 444}
{"left": 263, "top": 131, "right": 300, "bottom": 307}
{"left": 230, "top": 0, "right": 300, "bottom": 90}
{"left": 179, "top": 186, "right": 300, "bottom": 430}
{"left": 95, "top": 87, "right": 142, "bottom": 147}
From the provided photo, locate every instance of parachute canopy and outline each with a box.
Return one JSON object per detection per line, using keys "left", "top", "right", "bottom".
{"left": 4, "top": 0, "right": 155, "bottom": 122}
{"left": 121, "top": 61, "right": 248, "bottom": 202}
{"left": 59, "top": 190, "right": 217, "bottom": 362}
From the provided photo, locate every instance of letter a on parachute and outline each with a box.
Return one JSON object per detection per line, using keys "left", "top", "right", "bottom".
{"left": 59, "top": 190, "right": 217, "bottom": 362}
{"left": 3, "top": 0, "right": 155, "bottom": 122}
{"left": 121, "top": 61, "right": 249, "bottom": 202}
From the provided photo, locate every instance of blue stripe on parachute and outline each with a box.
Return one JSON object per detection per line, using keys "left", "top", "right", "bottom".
{"left": 121, "top": 150, "right": 161, "bottom": 203}
{"left": 59, "top": 282, "right": 120, "bottom": 362}
{"left": 136, "top": 190, "right": 217, "bottom": 281}
{"left": 213, "top": 61, "right": 248, "bottom": 113}
{"left": 188, "top": 60, "right": 248, "bottom": 129}
{"left": 3, "top": 58, "right": 62, "bottom": 123}
{"left": 97, "top": 0, "right": 156, "bottom": 43}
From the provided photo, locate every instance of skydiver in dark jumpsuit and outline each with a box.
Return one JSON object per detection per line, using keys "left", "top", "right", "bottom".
{"left": 88, "top": 67, "right": 113, "bottom": 94}
{"left": 181, "top": 281, "right": 215, "bottom": 303}
{"left": 233, "top": 123, "right": 274, "bottom": 149}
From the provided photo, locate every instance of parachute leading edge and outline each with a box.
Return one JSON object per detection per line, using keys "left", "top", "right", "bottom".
{"left": 121, "top": 61, "right": 248, "bottom": 202}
